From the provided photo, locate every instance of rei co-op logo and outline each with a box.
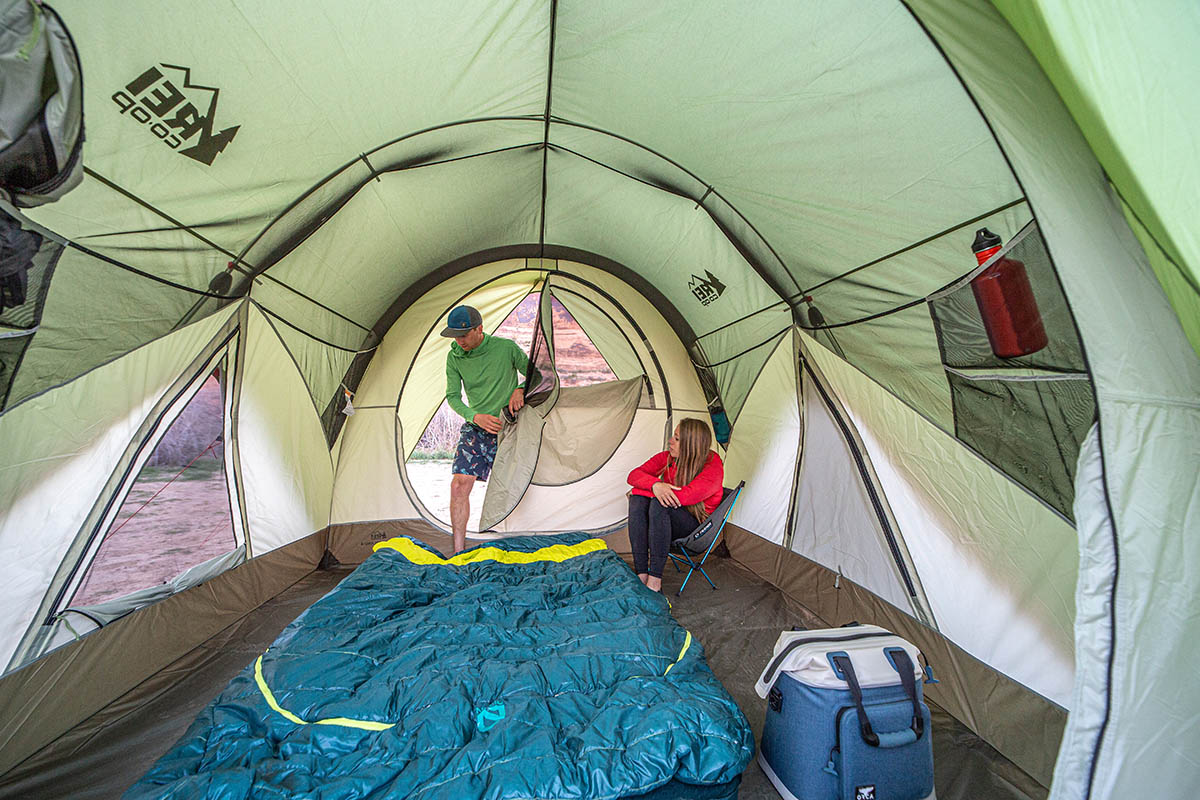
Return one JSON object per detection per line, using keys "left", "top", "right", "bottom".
{"left": 111, "top": 65, "right": 240, "bottom": 165}
{"left": 689, "top": 270, "right": 727, "bottom": 307}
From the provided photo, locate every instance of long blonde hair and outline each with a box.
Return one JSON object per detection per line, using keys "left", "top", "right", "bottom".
{"left": 668, "top": 417, "right": 713, "bottom": 520}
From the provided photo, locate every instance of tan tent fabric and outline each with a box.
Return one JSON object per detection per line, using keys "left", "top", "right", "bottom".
{"left": 531, "top": 378, "right": 644, "bottom": 486}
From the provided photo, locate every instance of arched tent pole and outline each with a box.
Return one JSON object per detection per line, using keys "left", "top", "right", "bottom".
{"left": 223, "top": 117, "right": 799, "bottom": 319}
{"left": 323, "top": 247, "right": 694, "bottom": 448}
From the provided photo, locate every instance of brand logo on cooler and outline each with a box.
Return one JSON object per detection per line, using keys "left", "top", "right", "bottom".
{"left": 855, "top": 785, "right": 876, "bottom": 800}
{"left": 111, "top": 65, "right": 240, "bottom": 165}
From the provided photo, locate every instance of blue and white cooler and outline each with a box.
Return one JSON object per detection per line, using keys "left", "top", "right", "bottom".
{"left": 754, "top": 625, "right": 935, "bottom": 800}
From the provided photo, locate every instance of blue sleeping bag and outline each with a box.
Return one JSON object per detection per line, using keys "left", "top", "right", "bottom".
{"left": 127, "top": 533, "right": 754, "bottom": 799}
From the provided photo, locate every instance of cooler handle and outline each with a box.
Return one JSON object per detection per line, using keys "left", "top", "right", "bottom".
{"left": 830, "top": 652, "right": 924, "bottom": 749}
{"left": 875, "top": 728, "right": 919, "bottom": 748}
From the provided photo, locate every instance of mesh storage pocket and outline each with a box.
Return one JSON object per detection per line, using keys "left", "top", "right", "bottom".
{"left": 945, "top": 372, "right": 1094, "bottom": 517}
{"left": 0, "top": 218, "right": 63, "bottom": 409}
{"left": 928, "top": 222, "right": 1095, "bottom": 519}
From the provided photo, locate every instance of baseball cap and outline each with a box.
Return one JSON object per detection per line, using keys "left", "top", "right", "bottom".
{"left": 440, "top": 304, "right": 483, "bottom": 337}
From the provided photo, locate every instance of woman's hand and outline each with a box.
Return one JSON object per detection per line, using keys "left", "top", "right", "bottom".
{"left": 652, "top": 481, "right": 682, "bottom": 508}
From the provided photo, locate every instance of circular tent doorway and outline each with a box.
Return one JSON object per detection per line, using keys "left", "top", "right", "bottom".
{"left": 328, "top": 258, "right": 713, "bottom": 537}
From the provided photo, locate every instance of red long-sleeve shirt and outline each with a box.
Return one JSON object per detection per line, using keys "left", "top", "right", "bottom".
{"left": 627, "top": 450, "right": 725, "bottom": 517}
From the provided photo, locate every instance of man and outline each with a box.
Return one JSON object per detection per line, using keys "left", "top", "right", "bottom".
{"left": 442, "top": 304, "right": 529, "bottom": 553}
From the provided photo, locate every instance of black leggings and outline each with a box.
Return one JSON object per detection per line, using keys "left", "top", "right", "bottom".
{"left": 627, "top": 494, "right": 699, "bottom": 578}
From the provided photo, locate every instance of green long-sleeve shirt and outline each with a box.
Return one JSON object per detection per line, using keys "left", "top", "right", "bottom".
{"left": 445, "top": 334, "right": 529, "bottom": 421}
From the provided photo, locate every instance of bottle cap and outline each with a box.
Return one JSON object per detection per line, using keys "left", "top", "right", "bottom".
{"left": 972, "top": 228, "right": 1002, "bottom": 254}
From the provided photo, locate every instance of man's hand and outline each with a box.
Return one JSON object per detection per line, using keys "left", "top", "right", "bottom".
{"left": 473, "top": 413, "right": 502, "bottom": 434}
{"left": 508, "top": 387, "right": 525, "bottom": 415}
{"left": 652, "top": 481, "right": 683, "bottom": 508}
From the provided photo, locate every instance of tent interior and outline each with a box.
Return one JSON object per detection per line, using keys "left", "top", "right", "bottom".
{"left": 0, "top": 1, "right": 1197, "bottom": 798}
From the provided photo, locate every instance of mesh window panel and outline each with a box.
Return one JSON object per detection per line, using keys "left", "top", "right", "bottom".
{"left": 0, "top": 228, "right": 63, "bottom": 410}
{"left": 548, "top": 295, "right": 616, "bottom": 387}
{"left": 929, "top": 223, "right": 1095, "bottom": 520}
{"left": 69, "top": 370, "right": 235, "bottom": 608}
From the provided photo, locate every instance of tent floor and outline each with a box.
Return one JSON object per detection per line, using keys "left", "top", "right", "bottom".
{"left": 0, "top": 542, "right": 1048, "bottom": 800}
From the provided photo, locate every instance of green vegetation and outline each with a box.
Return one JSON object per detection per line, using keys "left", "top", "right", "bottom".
{"left": 137, "top": 459, "right": 224, "bottom": 483}
{"left": 408, "top": 449, "right": 454, "bottom": 461}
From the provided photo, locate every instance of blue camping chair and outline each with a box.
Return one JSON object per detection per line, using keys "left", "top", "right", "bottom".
{"left": 668, "top": 481, "right": 744, "bottom": 595}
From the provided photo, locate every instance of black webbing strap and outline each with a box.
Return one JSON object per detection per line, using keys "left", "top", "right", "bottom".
{"left": 831, "top": 651, "right": 923, "bottom": 748}
{"left": 889, "top": 649, "right": 924, "bottom": 740}
{"left": 830, "top": 654, "right": 879, "bottom": 747}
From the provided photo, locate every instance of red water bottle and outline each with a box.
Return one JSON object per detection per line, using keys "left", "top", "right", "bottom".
{"left": 969, "top": 228, "right": 1048, "bottom": 358}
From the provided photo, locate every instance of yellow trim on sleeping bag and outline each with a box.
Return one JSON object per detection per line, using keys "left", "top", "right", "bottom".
{"left": 664, "top": 631, "right": 692, "bottom": 675}
{"left": 254, "top": 651, "right": 395, "bottom": 731}
{"left": 372, "top": 536, "right": 608, "bottom": 565}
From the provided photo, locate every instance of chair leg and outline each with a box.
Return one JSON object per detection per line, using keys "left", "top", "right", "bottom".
{"left": 675, "top": 549, "right": 700, "bottom": 595}
{"left": 678, "top": 566, "right": 697, "bottom": 595}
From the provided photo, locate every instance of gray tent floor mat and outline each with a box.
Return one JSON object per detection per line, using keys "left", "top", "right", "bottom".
{"left": 0, "top": 547, "right": 1046, "bottom": 800}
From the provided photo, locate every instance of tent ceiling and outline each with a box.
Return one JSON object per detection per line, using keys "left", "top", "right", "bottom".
{"left": 17, "top": 0, "right": 1037, "bottom": 418}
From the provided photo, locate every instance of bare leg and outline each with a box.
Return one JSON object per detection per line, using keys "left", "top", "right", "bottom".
{"left": 450, "top": 473, "right": 476, "bottom": 554}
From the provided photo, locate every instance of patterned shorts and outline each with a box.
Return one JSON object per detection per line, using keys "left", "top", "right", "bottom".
{"left": 452, "top": 422, "right": 499, "bottom": 481}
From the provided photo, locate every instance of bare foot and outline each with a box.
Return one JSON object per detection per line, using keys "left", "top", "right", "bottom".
{"left": 637, "top": 573, "right": 649, "bottom": 585}
{"left": 646, "top": 575, "right": 663, "bottom": 593}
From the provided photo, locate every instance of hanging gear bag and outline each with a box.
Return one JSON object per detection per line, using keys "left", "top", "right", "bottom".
{"left": 0, "top": 0, "right": 84, "bottom": 207}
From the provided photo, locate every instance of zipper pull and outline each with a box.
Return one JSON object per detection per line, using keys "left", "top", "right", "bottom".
{"left": 822, "top": 748, "right": 839, "bottom": 777}
{"left": 921, "top": 653, "right": 939, "bottom": 684}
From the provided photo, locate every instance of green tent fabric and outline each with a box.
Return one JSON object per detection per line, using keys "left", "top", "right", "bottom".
{"left": 0, "top": 2, "right": 1197, "bottom": 798}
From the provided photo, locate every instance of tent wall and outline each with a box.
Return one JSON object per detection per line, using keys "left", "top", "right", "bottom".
{"left": 991, "top": 0, "right": 1200, "bottom": 358}
{"left": 723, "top": 332, "right": 800, "bottom": 545}
{"left": 907, "top": 2, "right": 1200, "bottom": 797}
{"left": 0, "top": 298, "right": 339, "bottom": 778}
{"left": 803, "top": 331, "right": 1077, "bottom": 706}
{"left": 791, "top": 348, "right": 921, "bottom": 618}
{"left": 236, "top": 304, "right": 334, "bottom": 555}
{"left": 0, "top": 304, "right": 239, "bottom": 672}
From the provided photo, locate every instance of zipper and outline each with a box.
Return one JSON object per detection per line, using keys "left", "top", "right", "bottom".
{"left": 762, "top": 629, "right": 893, "bottom": 689}
{"left": 822, "top": 705, "right": 856, "bottom": 787}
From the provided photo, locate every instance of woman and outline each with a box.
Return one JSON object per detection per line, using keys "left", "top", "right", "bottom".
{"left": 627, "top": 417, "right": 724, "bottom": 593}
